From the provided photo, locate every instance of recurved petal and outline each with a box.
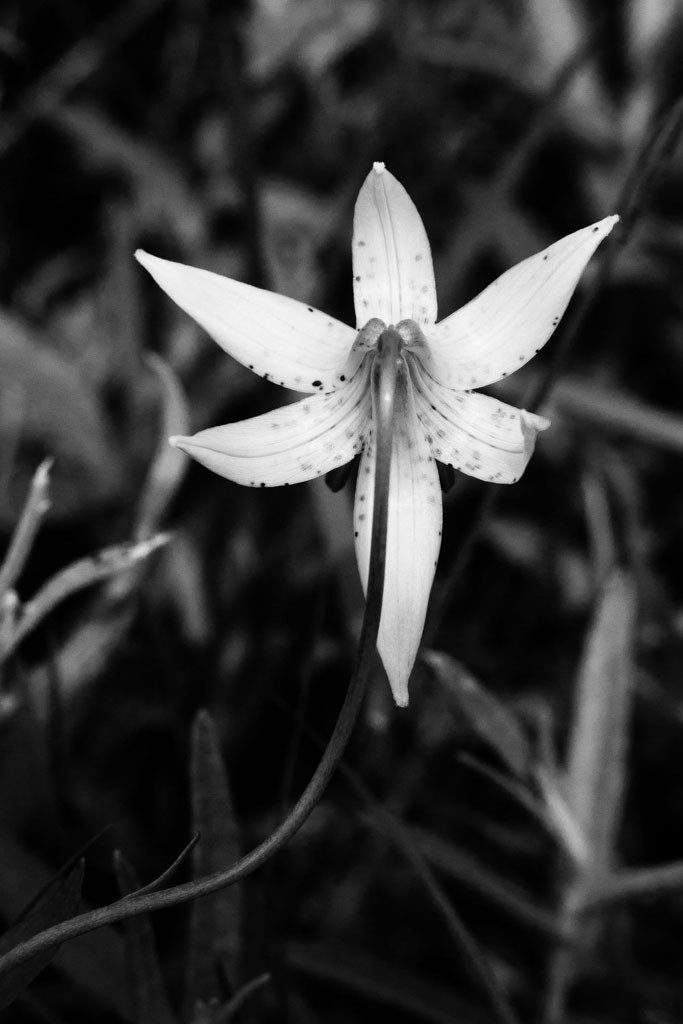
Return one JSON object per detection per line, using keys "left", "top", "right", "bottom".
{"left": 420, "top": 215, "right": 619, "bottom": 389}
{"left": 412, "top": 363, "right": 550, "bottom": 484}
{"left": 354, "top": 371, "right": 442, "bottom": 706}
{"left": 170, "top": 367, "right": 370, "bottom": 486}
{"left": 136, "top": 251, "right": 358, "bottom": 393}
{"left": 352, "top": 163, "right": 437, "bottom": 330}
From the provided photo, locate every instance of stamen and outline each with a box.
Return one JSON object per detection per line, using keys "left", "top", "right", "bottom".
{"left": 352, "top": 317, "right": 386, "bottom": 354}
{"left": 396, "top": 319, "right": 428, "bottom": 352}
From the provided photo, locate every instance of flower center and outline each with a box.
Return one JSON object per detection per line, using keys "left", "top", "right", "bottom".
{"left": 353, "top": 317, "right": 427, "bottom": 358}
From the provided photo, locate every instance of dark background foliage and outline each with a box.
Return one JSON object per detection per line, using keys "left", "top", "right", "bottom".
{"left": 1, "top": 0, "right": 683, "bottom": 1021}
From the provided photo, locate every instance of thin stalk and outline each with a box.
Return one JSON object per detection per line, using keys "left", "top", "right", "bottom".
{"left": 0, "top": 460, "right": 52, "bottom": 598}
{"left": 0, "top": 350, "right": 399, "bottom": 982}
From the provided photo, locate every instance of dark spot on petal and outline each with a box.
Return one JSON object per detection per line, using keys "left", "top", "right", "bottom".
{"left": 543, "top": 254, "right": 548, "bottom": 261}
{"left": 354, "top": 276, "right": 361, "bottom": 282}
{"left": 357, "top": 240, "right": 366, "bottom": 247}
{"left": 307, "top": 306, "right": 314, "bottom": 312}
{"left": 592, "top": 225, "right": 599, "bottom": 233}
{"left": 312, "top": 380, "right": 322, "bottom": 387}
{"left": 340, "top": 375, "right": 346, "bottom": 381}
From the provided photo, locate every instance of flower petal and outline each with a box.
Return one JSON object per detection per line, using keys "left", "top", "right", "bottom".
{"left": 170, "top": 366, "right": 371, "bottom": 486}
{"left": 352, "top": 163, "right": 437, "bottom": 330}
{"left": 420, "top": 215, "right": 619, "bottom": 389}
{"left": 136, "top": 250, "right": 358, "bottom": 393}
{"left": 412, "top": 363, "right": 550, "bottom": 484}
{"left": 354, "top": 369, "right": 442, "bottom": 705}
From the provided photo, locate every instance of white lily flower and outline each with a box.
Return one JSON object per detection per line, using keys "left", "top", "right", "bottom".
{"left": 136, "top": 164, "right": 617, "bottom": 706}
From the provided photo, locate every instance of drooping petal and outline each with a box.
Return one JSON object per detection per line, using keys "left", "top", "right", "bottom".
{"left": 354, "top": 367, "right": 442, "bottom": 705}
{"left": 352, "top": 163, "right": 437, "bottom": 330}
{"left": 411, "top": 363, "right": 550, "bottom": 484}
{"left": 170, "top": 366, "right": 371, "bottom": 486}
{"left": 419, "top": 215, "right": 619, "bottom": 389}
{"left": 136, "top": 251, "right": 358, "bottom": 393}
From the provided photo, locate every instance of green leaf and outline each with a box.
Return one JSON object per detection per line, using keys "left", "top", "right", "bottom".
{"left": 423, "top": 650, "right": 530, "bottom": 777}
{"left": 0, "top": 858, "right": 83, "bottom": 1010}
{"left": 113, "top": 851, "right": 176, "bottom": 1024}
{"left": 185, "top": 711, "right": 242, "bottom": 1015}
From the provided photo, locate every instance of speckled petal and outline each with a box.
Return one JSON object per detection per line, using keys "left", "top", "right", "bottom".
{"left": 411, "top": 363, "right": 550, "bottom": 484}
{"left": 136, "top": 251, "right": 358, "bottom": 393}
{"left": 354, "top": 368, "right": 442, "bottom": 706}
{"left": 419, "top": 216, "right": 618, "bottom": 389}
{"left": 352, "top": 163, "right": 437, "bottom": 330}
{"left": 170, "top": 366, "right": 371, "bottom": 486}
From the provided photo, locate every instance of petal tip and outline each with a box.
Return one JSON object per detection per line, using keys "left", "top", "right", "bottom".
{"left": 599, "top": 214, "right": 620, "bottom": 236}
{"left": 372, "top": 161, "right": 386, "bottom": 174}
{"left": 168, "top": 435, "right": 187, "bottom": 450}
{"left": 521, "top": 409, "right": 551, "bottom": 433}
{"left": 387, "top": 672, "right": 410, "bottom": 707}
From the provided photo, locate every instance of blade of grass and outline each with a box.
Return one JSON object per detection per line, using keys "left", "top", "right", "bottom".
{"left": 113, "top": 852, "right": 176, "bottom": 1024}
{"left": 0, "top": 860, "right": 84, "bottom": 1011}
{"left": 565, "top": 571, "right": 636, "bottom": 876}
{"left": 422, "top": 651, "right": 531, "bottom": 778}
{"left": 543, "top": 569, "right": 637, "bottom": 1023}
{"left": 121, "top": 835, "right": 200, "bottom": 901}
{"left": 0, "top": 460, "right": 52, "bottom": 598}
{"left": 0, "top": 534, "right": 169, "bottom": 663}
{"left": 216, "top": 973, "right": 271, "bottom": 1021}
{"left": 184, "top": 711, "right": 242, "bottom": 1013}
{"left": 135, "top": 354, "right": 190, "bottom": 542}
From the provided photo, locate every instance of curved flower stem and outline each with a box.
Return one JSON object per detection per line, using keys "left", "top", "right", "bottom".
{"left": 0, "top": 352, "right": 399, "bottom": 982}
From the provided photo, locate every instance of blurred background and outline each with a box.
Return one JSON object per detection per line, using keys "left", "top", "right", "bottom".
{"left": 1, "top": 0, "right": 683, "bottom": 1021}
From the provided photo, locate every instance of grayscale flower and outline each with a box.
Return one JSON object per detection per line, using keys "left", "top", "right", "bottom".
{"left": 137, "top": 163, "right": 617, "bottom": 705}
